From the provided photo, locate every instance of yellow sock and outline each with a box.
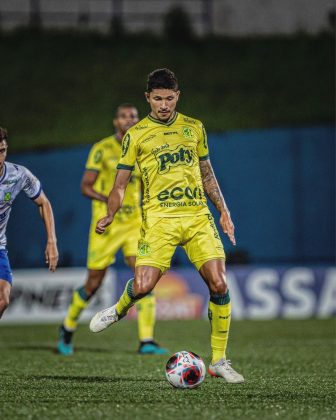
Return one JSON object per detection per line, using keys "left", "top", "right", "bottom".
{"left": 136, "top": 294, "right": 156, "bottom": 342}
{"left": 63, "top": 287, "right": 90, "bottom": 331}
{"left": 208, "top": 292, "right": 231, "bottom": 364}
{"left": 116, "top": 278, "right": 138, "bottom": 316}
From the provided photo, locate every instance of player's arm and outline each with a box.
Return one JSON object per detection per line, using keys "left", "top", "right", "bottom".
{"left": 199, "top": 159, "right": 236, "bottom": 246}
{"left": 34, "top": 192, "right": 59, "bottom": 271}
{"left": 95, "top": 169, "right": 132, "bottom": 234}
{"left": 81, "top": 170, "right": 107, "bottom": 202}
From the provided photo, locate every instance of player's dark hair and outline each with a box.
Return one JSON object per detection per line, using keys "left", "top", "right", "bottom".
{"left": 0, "top": 127, "right": 8, "bottom": 142}
{"left": 146, "top": 68, "right": 178, "bottom": 92}
{"left": 116, "top": 103, "right": 137, "bottom": 117}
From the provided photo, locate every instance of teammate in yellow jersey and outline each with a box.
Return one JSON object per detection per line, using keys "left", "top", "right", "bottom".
{"left": 90, "top": 69, "right": 244, "bottom": 383}
{"left": 57, "top": 104, "right": 167, "bottom": 356}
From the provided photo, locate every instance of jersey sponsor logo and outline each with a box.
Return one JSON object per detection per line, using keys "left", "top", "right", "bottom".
{"left": 155, "top": 144, "right": 196, "bottom": 174}
{"left": 135, "top": 124, "right": 148, "bottom": 131}
{"left": 138, "top": 240, "right": 151, "bottom": 257}
{"left": 142, "top": 134, "right": 156, "bottom": 143}
{"left": 164, "top": 131, "right": 178, "bottom": 136}
{"left": 122, "top": 133, "right": 130, "bottom": 157}
{"left": 182, "top": 127, "right": 195, "bottom": 139}
{"left": 183, "top": 117, "right": 196, "bottom": 124}
{"left": 2, "top": 179, "right": 18, "bottom": 185}
{"left": 157, "top": 186, "right": 203, "bottom": 202}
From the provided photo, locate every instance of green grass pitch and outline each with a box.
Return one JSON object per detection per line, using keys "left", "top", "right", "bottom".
{"left": 0, "top": 319, "right": 335, "bottom": 419}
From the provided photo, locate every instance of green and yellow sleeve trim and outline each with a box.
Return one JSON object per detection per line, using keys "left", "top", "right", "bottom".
{"left": 117, "top": 163, "right": 135, "bottom": 171}
{"left": 199, "top": 154, "right": 210, "bottom": 161}
{"left": 85, "top": 167, "right": 100, "bottom": 172}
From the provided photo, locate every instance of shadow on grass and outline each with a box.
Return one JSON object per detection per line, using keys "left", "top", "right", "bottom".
{"left": 29, "top": 374, "right": 165, "bottom": 383}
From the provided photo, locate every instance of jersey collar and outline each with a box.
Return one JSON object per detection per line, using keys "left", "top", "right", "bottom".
{"left": 147, "top": 111, "right": 178, "bottom": 126}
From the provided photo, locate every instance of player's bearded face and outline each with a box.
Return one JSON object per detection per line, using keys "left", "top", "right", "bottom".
{"left": 146, "top": 89, "right": 180, "bottom": 121}
{"left": 114, "top": 108, "right": 139, "bottom": 135}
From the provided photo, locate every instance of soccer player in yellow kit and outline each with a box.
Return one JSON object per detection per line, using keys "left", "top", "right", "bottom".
{"left": 90, "top": 70, "right": 244, "bottom": 383}
{"left": 57, "top": 104, "right": 167, "bottom": 356}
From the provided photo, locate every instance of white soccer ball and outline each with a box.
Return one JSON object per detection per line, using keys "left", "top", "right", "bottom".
{"left": 165, "top": 351, "right": 206, "bottom": 389}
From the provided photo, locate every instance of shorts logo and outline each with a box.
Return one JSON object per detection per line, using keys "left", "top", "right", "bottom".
{"left": 155, "top": 144, "right": 195, "bottom": 174}
{"left": 138, "top": 241, "right": 151, "bottom": 257}
{"left": 4, "top": 192, "right": 11, "bottom": 202}
{"left": 122, "top": 134, "right": 130, "bottom": 157}
{"left": 182, "top": 127, "right": 195, "bottom": 139}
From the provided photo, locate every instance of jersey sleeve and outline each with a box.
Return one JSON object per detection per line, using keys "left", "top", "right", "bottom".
{"left": 22, "top": 167, "right": 42, "bottom": 200}
{"left": 197, "top": 123, "right": 210, "bottom": 161}
{"left": 117, "top": 131, "right": 137, "bottom": 171}
{"left": 85, "top": 143, "right": 104, "bottom": 172}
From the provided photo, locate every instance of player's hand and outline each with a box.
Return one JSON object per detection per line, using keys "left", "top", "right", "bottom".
{"left": 96, "top": 215, "right": 113, "bottom": 234}
{"left": 219, "top": 210, "right": 236, "bottom": 246}
{"left": 45, "top": 241, "right": 58, "bottom": 272}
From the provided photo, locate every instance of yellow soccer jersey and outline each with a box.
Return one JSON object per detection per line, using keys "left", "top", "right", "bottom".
{"left": 86, "top": 135, "right": 141, "bottom": 221}
{"left": 117, "top": 112, "right": 210, "bottom": 218}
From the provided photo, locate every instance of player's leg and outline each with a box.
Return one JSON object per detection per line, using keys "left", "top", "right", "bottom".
{"left": 184, "top": 214, "right": 244, "bottom": 383}
{"left": 90, "top": 265, "right": 162, "bottom": 333}
{"left": 198, "top": 259, "right": 243, "bottom": 383}
{"left": 0, "top": 250, "right": 13, "bottom": 319}
{"left": 58, "top": 269, "right": 107, "bottom": 355}
{"left": 0, "top": 279, "right": 11, "bottom": 318}
{"left": 124, "top": 220, "right": 168, "bottom": 354}
{"left": 199, "top": 259, "right": 230, "bottom": 362}
{"left": 58, "top": 220, "right": 120, "bottom": 355}
{"left": 90, "top": 217, "right": 177, "bottom": 333}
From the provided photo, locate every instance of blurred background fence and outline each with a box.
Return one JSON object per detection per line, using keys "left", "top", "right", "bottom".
{"left": 0, "top": 0, "right": 335, "bottom": 35}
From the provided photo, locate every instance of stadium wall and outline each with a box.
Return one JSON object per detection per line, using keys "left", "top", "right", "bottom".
{"left": 3, "top": 266, "right": 335, "bottom": 322}
{"left": 6, "top": 124, "right": 335, "bottom": 267}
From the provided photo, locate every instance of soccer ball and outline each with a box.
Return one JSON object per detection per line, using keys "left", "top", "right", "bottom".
{"left": 165, "top": 351, "right": 206, "bottom": 389}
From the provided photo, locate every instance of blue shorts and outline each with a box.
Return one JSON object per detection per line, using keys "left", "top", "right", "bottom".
{"left": 0, "top": 250, "right": 13, "bottom": 284}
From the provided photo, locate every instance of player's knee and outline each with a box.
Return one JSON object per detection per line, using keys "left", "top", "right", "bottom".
{"left": 133, "top": 277, "right": 153, "bottom": 297}
{"left": 209, "top": 278, "right": 228, "bottom": 295}
{"left": 85, "top": 282, "right": 101, "bottom": 296}
{"left": 85, "top": 272, "right": 105, "bottom": 295}
{"left": 0, "top": 296, "right": 9, "bottom": 315}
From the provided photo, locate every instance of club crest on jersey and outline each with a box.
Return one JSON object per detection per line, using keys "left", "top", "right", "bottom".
{"left": 155, "top": 144, "right": 196, "bottom": 174}
{"left": 182, "top": 127, "right": 195, "bottom": 139}
{"left": 3, "top": 192, "right": 11, "bottom": 202}
{"left": 122, "top": 133, "right": 130, "bottom": 157}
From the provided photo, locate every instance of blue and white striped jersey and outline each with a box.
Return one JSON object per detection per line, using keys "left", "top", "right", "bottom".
{"left": 0, "top": 161, "right": 41, "bottom": 249}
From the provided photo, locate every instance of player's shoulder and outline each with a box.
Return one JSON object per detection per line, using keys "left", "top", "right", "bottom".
{"left": 5, "top": 161, "right": 28, "bottom": 175}
{"left": 91, "top": 135, "right": 116, "bottom": 151}
{"left": 177, "top": 112, "right": 203, "bottom": 127}
{"left": 177, "top": 112, "right": 204, "bottom": 130}
{"left": 127, "top": 116, "right": 151, "bottom": 137}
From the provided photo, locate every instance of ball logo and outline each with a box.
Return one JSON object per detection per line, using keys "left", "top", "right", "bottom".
{"left": 122, "top": 133, "right": 130, "bottom": 157}
{"left": 155, "top": 144, "right": 196, "bottom": 174}
{"left": 182, "top": 127, "right": 194, "bottom": 139}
